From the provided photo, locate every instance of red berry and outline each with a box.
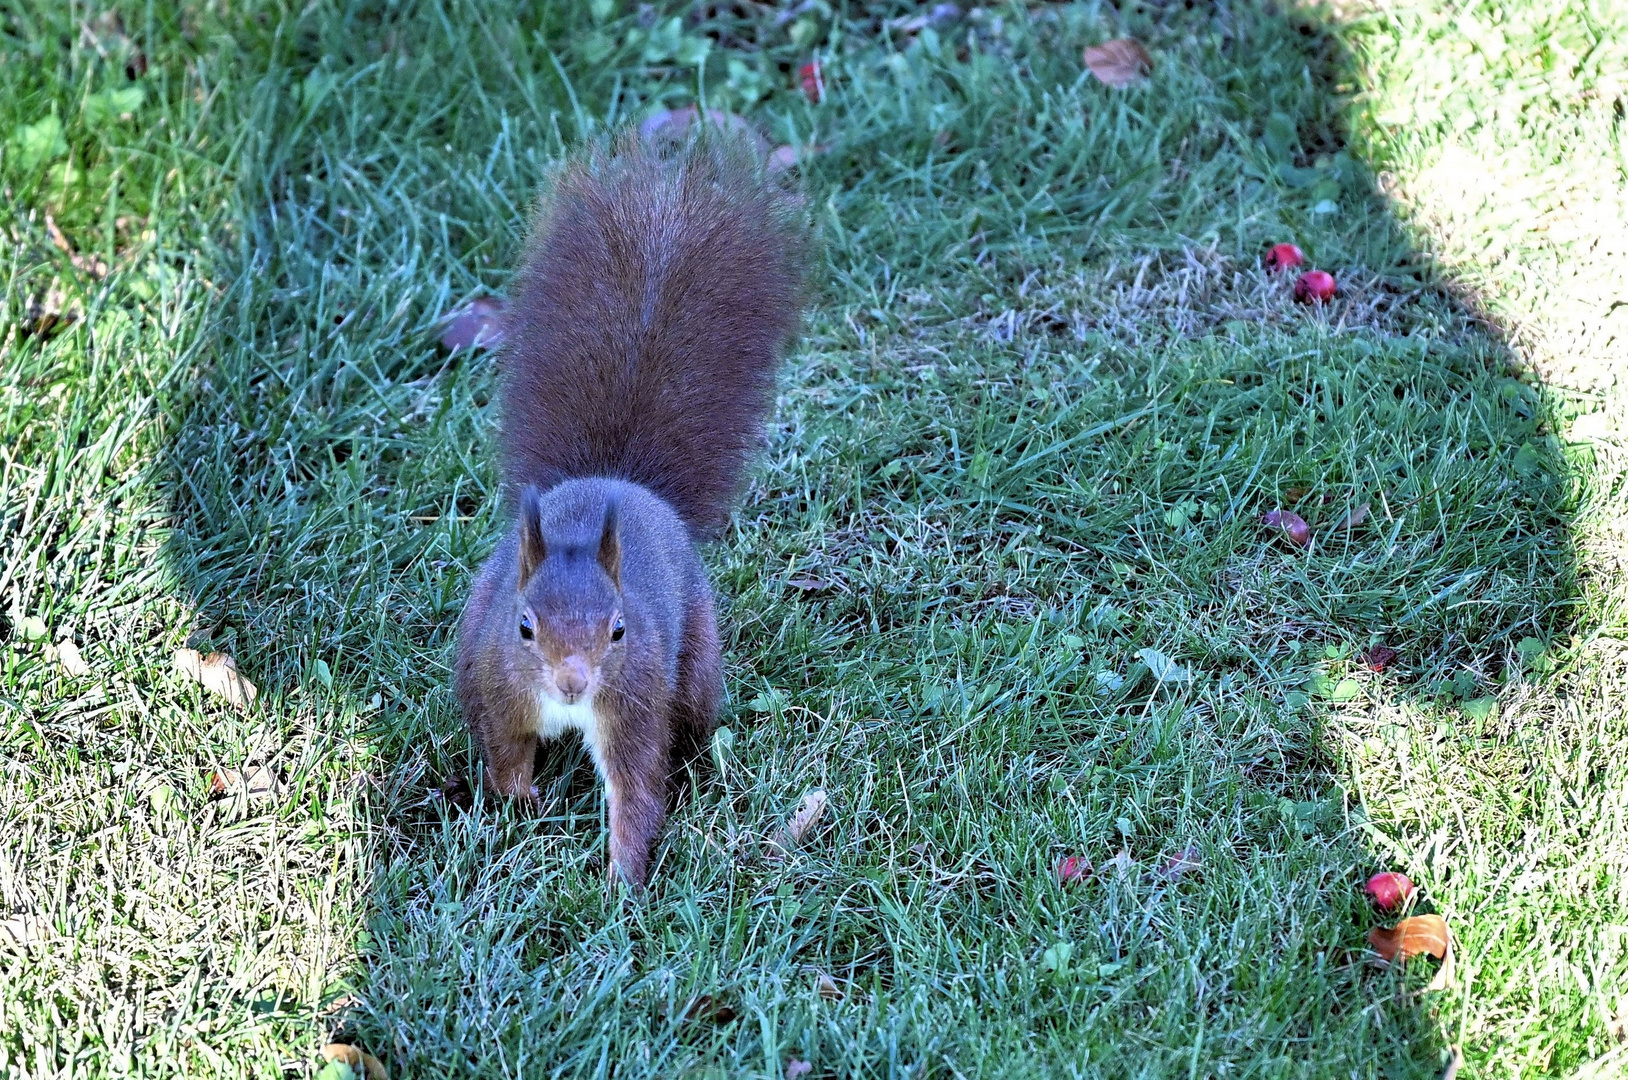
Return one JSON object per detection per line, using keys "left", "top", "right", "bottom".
{"left": 799, "top": 59, "right": 824, "bottom": 104}
{"left": 1295, "top": 269, "right": 1337, "bottom": 303}
{"left": 1264, "top": 243, "right": 1305, "bottom": 271}
{"left": 1364, "top": 871, "right": 1415, "bottom": 912}
{"left": 1056, "top": 856, "right": 1092, "bottom": 885}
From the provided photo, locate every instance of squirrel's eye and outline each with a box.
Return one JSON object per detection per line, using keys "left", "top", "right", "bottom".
{"left": 610, "top": 616, "right": 625, "bottom": 642}
{"left": 519, "top": 613, "right": 535, "bottom": 641}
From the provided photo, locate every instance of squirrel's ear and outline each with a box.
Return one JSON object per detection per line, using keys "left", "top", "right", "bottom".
{"left": 598, "top": 499, "right": 622, "bottom": 588}
{"left": 518, "top": 486, "right": 546, "bottom": 585}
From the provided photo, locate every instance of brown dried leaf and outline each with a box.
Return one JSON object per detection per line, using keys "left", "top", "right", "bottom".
{"left": 785, "top": 1060, "right": 813, "bottom": 1080}
{"left": 208, "top": 766, "right": 276, "bottom": 799}
{"left": 769, "top": 789, "right": 828, "bottom": 855}
{"left": 1362, "top": 645, "right": 1399, "bottom": 672}
{"left": 173, "top": 648, "right": 257, "bottom": 709}
{"left": 1084, "top": 38, "right": 1153, "bottom": 89}
{"left": 321, "top": 1043, "right": 389, "bottom": 1080}
{"left": 1160, "top": 848, "right": 1202, "bottom": 880}
{"left": 438, "top": 775, "right": 474, "bottom": 810}
{"left": 682, "top": 994, "right": 738, "bottom": 1025}
{"left": 1368, "top": 913, "right": 1449, "bottom": 964}
{"left": 46, "top": 214, "right": 109, "bottom": 279}
{"left": 1331, "top": 502, "right": 1371, "bottom": 532}
{"left": 815, "top": 972, "right": 843, "bottom": 1001}
{"left": 438, "top": 296, "right": 506, "bottom": 351}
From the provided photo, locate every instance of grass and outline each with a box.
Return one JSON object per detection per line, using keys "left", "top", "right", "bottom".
{"left": 1, "top": 1, "right": 1624, "bottom": 1077}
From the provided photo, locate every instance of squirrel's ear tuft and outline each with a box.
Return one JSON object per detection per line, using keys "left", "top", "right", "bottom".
{"left": 518, "top": 486, "right": 547, "bottom": 584}
{"left": 598, "top": 499, "right": 622, "bottom": 588}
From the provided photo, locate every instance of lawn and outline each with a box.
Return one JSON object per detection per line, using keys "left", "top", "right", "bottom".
{"left": 2, "top": 1, "right": 1624, "bottom": 1077}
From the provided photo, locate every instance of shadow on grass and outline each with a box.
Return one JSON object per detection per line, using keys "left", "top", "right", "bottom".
{"left": 151, "top": 1, "right": 1580, "bottom": 1076}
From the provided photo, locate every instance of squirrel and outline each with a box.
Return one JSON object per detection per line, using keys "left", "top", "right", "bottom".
{"left": 454, "top": 133, "right": 806, "bottom": 888}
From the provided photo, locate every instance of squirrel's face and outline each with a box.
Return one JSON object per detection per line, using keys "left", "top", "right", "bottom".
{"left": 511, "top": 487, "right": 626, "bottom": 705}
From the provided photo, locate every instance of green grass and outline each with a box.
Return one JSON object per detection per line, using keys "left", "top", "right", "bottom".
{"left": 2, "top": 1, "right": 1624, "bottom": 1077}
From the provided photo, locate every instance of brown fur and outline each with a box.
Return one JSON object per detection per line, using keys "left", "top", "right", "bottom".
{"left": 500, "top": 133, "right": 806, "bottom": 539}
{"left": 454, "top": 135, "right": 804, "bottom": 888}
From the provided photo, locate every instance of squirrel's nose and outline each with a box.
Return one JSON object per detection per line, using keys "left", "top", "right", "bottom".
{"left": 554, "top": 657, "right": 590, "bottom": 700}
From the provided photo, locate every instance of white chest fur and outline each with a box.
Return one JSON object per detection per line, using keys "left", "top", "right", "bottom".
{"left": 534, "top": 691, "right": 602, "bottom": 750}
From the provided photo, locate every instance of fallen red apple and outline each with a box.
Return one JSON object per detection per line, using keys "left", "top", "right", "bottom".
{"left": 1056, "top": 856, "right": 1092, "bottom": 885}
{"left": 1262, "top": 509, "right": 1311, "bottom": 548}
{"left": 1365, "top": 871, "right": 1416, "bottom": 911}
{"left": 1295, "top": 269, "right": 1337, "bottom": 303}
{"left": 1264, "top": 243, "right": 1305, "bottom": 271}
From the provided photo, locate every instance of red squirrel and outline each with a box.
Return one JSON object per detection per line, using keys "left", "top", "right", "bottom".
{"left": 454, "top": 134, "right": 806, "bottom": 887}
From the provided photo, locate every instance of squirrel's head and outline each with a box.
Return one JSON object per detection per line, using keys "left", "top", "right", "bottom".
{"left": 510, "top": 486, "right": 625, "bottom": 705}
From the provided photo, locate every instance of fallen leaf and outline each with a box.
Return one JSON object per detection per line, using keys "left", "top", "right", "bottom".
{"left": 1137, "top": 647, "right": 1193, "bottom": 684}
{"left": 814, "top": 972, "right": 843, "bottom": 1001}
{"left": 1041, "top": 940, "right": 1075, "bottom": 978}
{"left": 1368, "top": 914, "right": 1449, "bottom": 964}
{"left": 769, "top": 789, "right": 828, "bottom": 855}
{"left": 23, "top": 279, "right": 76, "bottom": 339}
{"left": 785, "top": 576, "right": 831, "bottom": 593}
{"left": 1362, "top": 645, "right": 1399, "bottom": 672}
{"left": 1056, "top": 855, "right": 1092, "bottom": 885}
{"left": 438, "top": 296, "right": 506, "bottom": 351}
{"left": 682, "top": 994, "right": 738, "bottom": 1024}
{"left": 1331, "top": 502, "right": 1370, "bottom": 532}
{"left": 438, "top": 775, "right": 474, "bottom": 810}
{"left": 1084, "top": 39, "right": 1153, "bottom": 89}
{"left": 321, "top": 1043, "right": 389, "bottom": 1080}
{"left": 785, "top": 1060, "right": 813, "bottom": 1080}
{"left": 1161, "top": 848, "right": 1202, "bottom": 880}
{"left": 46, "top": 214, "right": 110, "bottom": 278}
{"left": 799, "top": 58, "right": 824, "bottom": 103}
{"left": 1425, "top": 931, "right": 1456, "bottom": 992}
{"left": 15, "top": 615, "right": 48, "bottom": 643}
{"left": 0, "top": 915, "right": 47, "bottom": 945}
{"left": 1107, "top": 850, "right": 1135, "bottom": 878}
{"left": 56, "top": 639, "right": 92, "bottom": 677}
{"left": 9, "top": 115, "right": 68, "bottom": 170}
{"left": 1262, "top": 509, "right": 1311, "bottom": 548}
{"left": 638, "top": 106, "right": 769, "bottom": 154}
{"left": 208, "top": 766, "right": 276, "bottom": 799}
{"left": 173, "top": 648, "right": 258, "bottom": 709}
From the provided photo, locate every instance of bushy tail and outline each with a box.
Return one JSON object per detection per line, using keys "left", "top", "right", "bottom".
{"left": 499, "top": 132, "right": 808, "bottom": 538}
